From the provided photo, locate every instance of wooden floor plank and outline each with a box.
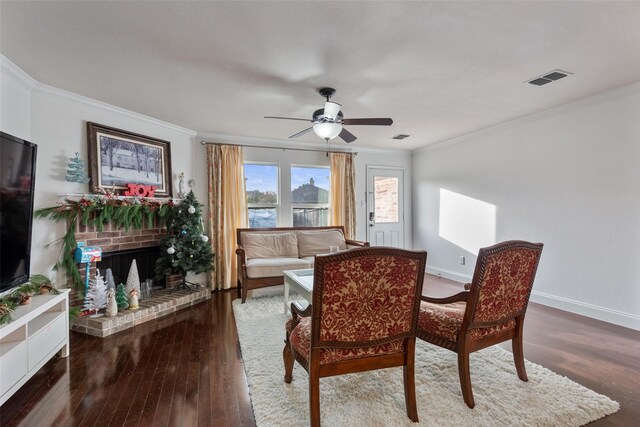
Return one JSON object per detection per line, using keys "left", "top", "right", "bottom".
{"left": 1, "top": 275, "right": 637, "bottom": 426}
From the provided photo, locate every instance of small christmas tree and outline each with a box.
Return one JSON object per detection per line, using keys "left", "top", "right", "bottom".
{"left": 83, "top": 270, "right": 107, "bottom": 314}
{"left": 155, "top": 190, "right": 213, "bottom": 289}
{"left": 126, "top": 259, "right": 141, "bottom": 296}
{"left": 115, "top": 283, "right": 129, "bottom": 310}
{"left": 65, "top": 152, "right": 90, "bottom": 184}
{"left": 105, "top": 268, "right": 116, "bottom": 291}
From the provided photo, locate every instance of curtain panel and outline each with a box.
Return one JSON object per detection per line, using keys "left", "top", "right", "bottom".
{"left": 329, "top": 152, "right": 357, "bottom": 239}
{"left": 207, "top": 144, "right": 248, "bottom": 290}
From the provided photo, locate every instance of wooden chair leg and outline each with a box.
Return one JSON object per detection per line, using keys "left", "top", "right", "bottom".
{"left": 458, "top": 350, "right": 475, "bottom": 408}
{"left": 403, "top": 338, "right": 419, "bottom": 422}
{"left": 309, "top": 370, "right": 321, "bottom": 427}
{"left": 236, "top": 280, "right": 241, "bottom": 299}
{"left": 283, "top": 340, "right": 294, "bottom": 383}
{"left": 241, "top": 284, "right": 247, "bottom": 303}
{"left": 513, "top": 316, "right": 528, "bottom": 381}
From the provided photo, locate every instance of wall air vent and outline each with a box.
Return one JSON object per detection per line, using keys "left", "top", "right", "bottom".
{"left": 392, "top": 134, "right": 411, "bottom": 140}
{"left": 526, "top": 69, "right": 572, "bottom": 86}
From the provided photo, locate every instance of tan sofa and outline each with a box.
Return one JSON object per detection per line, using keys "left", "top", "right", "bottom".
{"left": 236, "top": 226, "right": 369, "bottom": 302}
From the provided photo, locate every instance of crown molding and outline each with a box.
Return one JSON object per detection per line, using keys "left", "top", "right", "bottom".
{"left": 1, "top": 54, "right": 197, "bottom": 136}
{"left": 34, "top": 83, "right": 198, "bottom": 136}
{"left": 413, "top": 79, "right": 640, "bottom": 155}
{"left": 0, "top": 54, "right": 37, "bottom": 89}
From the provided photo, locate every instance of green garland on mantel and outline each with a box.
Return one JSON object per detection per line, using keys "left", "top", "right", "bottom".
{"left": 35, "top": 196, "right": 176, "bottom": 292}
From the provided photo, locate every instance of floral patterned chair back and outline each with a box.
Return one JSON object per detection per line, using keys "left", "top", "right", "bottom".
{"left": 311, "top": 247, "right": 427, "bottom": 350}
{"left": 466, "top": 241, "right": 544, "bottom": 328}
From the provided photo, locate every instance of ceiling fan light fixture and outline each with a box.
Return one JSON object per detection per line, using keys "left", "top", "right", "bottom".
{"left": 313, "top": 122, "right": 342, "bottom": 141}
{"left": 324, "top": 101, "right": 341, "bottom": 120}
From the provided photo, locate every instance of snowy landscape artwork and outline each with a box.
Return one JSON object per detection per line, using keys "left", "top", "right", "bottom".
{"left": 87, "top": 122, "right": 173, "bottom": 197}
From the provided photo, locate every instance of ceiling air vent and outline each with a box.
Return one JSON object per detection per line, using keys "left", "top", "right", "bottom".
{"left": 526, "top": 69, "right": 572, "bottom": 86}
{"left": 392, "top": 134, "right": 411, "bottom": 140}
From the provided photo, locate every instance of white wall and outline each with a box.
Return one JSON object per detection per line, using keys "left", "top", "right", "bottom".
{"left": 0, "top": 57, "right": 33, "bottom": 140}
{"left": 240, "top": 145, "right": 412, "bottom": 244}
{"left": 412, "top": 83, "right": 640, "bottom": 330}
{"left": 1, "top": 57, "right": 206, "bottom": 286}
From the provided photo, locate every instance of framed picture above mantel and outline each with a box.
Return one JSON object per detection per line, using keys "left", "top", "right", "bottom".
{"left": 87, "top": 122, "right": 173, "bottom": 197}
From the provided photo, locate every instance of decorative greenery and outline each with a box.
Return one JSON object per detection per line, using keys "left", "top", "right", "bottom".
{"left": 0, "top": 275, "right": 59, "bottom": 325}
{"left": 0, "top": 298, "right": 18, "bottom": 325}
{"left": 35, "top": 196, "right": 175, "bottom": 292}
{"left": 155, "top": 191, "right": 213, "bottom": 282}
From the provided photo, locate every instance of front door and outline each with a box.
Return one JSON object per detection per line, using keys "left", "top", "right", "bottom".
{"left": 366, "top": 167, "right": 404, "bottom": 248}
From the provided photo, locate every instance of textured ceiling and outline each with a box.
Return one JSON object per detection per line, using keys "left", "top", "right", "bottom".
{"left": 1, "top": 1, "right": 640, "bottom": 150}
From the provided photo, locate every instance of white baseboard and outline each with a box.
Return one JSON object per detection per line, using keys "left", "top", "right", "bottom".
{"left": 531, "top": 291, "right": 640, "bottom": 331}
{"left": 426, "top": 266, "right": 472, "bottom": 284}
{"left": 426, "top": 265, "right": 640, "bottom": 331}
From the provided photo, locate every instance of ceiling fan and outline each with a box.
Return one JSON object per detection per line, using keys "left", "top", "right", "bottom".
{"left": 265, "top": 87, "right": 393, "bottom": 143}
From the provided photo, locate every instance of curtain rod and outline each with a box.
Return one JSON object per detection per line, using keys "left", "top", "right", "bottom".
{"left": 200, "top": 140, "right": 358, "bottom": 156}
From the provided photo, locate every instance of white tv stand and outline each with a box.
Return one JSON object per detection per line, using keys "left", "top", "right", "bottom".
{"left": 0, "top": 289, "right": 69, "bottom": 406}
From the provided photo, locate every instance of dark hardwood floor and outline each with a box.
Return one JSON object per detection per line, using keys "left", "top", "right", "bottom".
{"left": 1, "top": 275, "right": 638, "bottom": 426}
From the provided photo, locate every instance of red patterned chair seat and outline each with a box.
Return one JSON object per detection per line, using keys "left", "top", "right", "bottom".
{"left": 418, "top": 301, "right": 516, "bottom": 342}
{"left": 288, "top": 316, "right": 404, "bottom": 365}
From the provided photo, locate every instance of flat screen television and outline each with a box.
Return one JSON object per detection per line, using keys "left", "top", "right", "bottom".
{"left": 0, "top": 131, "right": 37, "bottom": 293}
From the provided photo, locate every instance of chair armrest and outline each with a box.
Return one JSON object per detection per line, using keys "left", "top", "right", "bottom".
{"left": 464, "top": 283, "right": 471, "bottom": 290}
{"left": 421, "top": 291, "right": 469, "bottom": 304}
{"left": 236, "top": 246, "right": 247, "bottom": 276}
{"left": 345, "top": 239, "right": 370, "bottom": 247}
{"left": 289, "top": 302, "right": 312, "bottom": 331}
{"left": 291, "top": 301, "right": 312, "bottom": 318}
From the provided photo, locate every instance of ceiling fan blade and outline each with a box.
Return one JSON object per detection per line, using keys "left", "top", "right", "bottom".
{"left": 265, "top": 116, "right": 312, "bottom": 122}
{"left": 339, "top": 127, "right": 357, "bottom": 143}
{"left": 342, "top": 118, "right": 393, "bottom": 126}
{"left": 289, "top": 127, "right": 314, "bottom": 138}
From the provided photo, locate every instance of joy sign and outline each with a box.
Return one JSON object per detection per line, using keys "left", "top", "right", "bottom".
{"left": 123, "top": 183, "right": 158, "bottom": 197}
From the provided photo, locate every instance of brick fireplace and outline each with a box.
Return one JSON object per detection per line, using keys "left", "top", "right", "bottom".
{"left": 68, "top": 215, "right": 210, "bottom": 337}
{"left": 69, "top": 216, "right": 182, "bottom": 306}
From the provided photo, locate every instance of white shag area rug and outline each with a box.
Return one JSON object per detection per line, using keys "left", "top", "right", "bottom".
{"left": 233, "top": 295, "right": 619, "bottom": 427}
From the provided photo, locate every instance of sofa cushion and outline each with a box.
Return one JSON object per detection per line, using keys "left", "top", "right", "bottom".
{"left": 297, "top": 229, "right": 347, "bottom": 257}
{"left": 242, "top": 232, "right": 298, "bottom": 259}
{"left": 246, "top": 257, "right": 312, "bottom": 278}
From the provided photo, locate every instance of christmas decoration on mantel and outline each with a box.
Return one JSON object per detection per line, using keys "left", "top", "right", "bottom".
{"left": 155, "top": 191, "right": 213, "bottom": 291}
{"left": 34, "top": 193, "right": 177, "bottom": 292}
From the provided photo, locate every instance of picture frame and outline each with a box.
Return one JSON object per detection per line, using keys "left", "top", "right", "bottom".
{"left": 86, "top": 122, "right": 173, "bottom": 197}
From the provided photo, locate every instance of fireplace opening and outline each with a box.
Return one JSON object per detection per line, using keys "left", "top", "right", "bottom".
{"left": 96, "top": 246, "right": 165, "bottom": 289}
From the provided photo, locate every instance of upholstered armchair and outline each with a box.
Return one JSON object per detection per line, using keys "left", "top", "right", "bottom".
{"left": 417, "top": 240, "right": 543, "bottom": 408}
{"left": 283, "top": 247, "right": 427, "bottom": 427}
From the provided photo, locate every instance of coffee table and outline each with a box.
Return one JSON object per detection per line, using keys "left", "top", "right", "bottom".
{"left": 283, "top": 268, "right": 314, "bottom": 313}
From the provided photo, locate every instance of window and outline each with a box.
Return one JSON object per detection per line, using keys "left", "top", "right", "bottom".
{"left": 374, "top": 176, "right": 399, "bottom": 223}
{"left": 245, "top": 163, "right": 279, "bottom": 228}
{"left": 291, "top": 166, "right": 330, "bottom": 227}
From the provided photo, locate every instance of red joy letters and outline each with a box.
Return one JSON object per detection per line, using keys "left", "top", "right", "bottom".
{"left": 123, "top": 183, "right": 158, "bottom": 197}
